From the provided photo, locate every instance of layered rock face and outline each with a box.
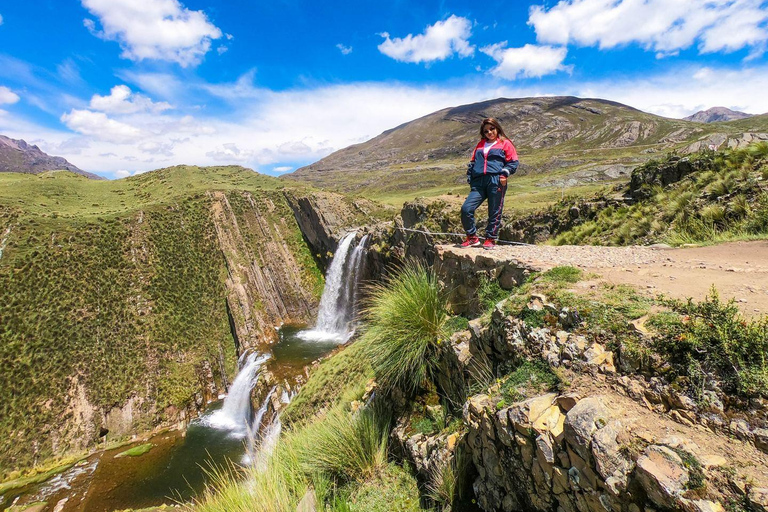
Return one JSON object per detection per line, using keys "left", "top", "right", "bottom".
{"left": 210, "top": 191, "right": 318, "bottom": 346}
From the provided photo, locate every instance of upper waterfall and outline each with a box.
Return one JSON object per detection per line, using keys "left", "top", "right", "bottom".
{"left": 298, "top": 232, "right": 368, "bottom": 342}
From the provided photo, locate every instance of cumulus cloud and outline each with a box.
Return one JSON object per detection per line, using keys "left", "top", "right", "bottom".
{"left": 60, "top": 109, "right": 145, "bottom": 143}
{"left": 378, "top": 15, "right": 475, "bottom": 63}
{"left": 482, "top": 43, "right": 569, "bottom": 79}
{"left": 89, "top": 85, "right": 172, "bottom": 114}
{"left": 0, "top": 86, "right": 19, "bottom": 104}
{"left": 529, "top": 0, "right": 768, "bottom": 56}
{"left": 81, "top": 0, "right": 222, "bottom": 67}
{"left": 272, "top": 166, "right": 293, "bottom": 173}
{"left": 336, "top": 43, "right": 353, "bottom": 55}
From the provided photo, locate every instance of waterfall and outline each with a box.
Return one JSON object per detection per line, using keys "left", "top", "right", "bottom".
{"left": 298, "top": 232, "right": 368, "bottom": 342}
{"left": 203, "top": 352, "right": 270, "bottom": 437}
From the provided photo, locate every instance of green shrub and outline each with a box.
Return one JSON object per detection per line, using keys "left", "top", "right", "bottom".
{"left": 653, "top": 290, "right": 768, "bottom": 398}
{"left": 360, "top": 262, "right": 449, "bottom": 395}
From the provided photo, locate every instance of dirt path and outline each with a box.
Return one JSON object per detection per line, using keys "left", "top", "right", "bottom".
{"left": 483, "top": 240, "right": 768, "bottom": 316}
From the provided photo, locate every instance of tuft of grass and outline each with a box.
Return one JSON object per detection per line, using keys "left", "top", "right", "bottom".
{"left": 477, "top": 275, "right": 509, "bottom": 314}
{"left": 360, "top": 262, "right": 449, "bottom": 395}
{"left": 293, "top": 408, "right": 389, "bottom": 484}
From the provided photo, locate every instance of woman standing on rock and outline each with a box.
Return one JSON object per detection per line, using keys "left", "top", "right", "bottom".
{"left": 460, "top": 118, "right": 519, "bottom": 250}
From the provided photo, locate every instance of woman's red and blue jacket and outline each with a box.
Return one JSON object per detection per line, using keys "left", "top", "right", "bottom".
{"left": 467, "top": 138, "right": 519, "bottom": 180}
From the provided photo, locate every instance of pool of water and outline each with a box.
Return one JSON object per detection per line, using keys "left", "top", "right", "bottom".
{"left": 1, "top": 325, "right": 341, "bottom": 512}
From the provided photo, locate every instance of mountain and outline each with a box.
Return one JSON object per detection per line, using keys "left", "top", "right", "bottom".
{"left": 683, "top": 106, "right": 753, "bottom": 123}
{"left": 284, "top": 96, "right": 768, "bottom": 202}
{"left": 0, "top": 134, "right": 103, "bottom": 179}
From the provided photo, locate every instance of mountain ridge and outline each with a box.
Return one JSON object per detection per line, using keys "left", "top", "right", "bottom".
{"left": 283, "top": 96, "right": 768, "bottom": 202}
{"left": 683, "top": 106, "right": 753, "bottom": 123}
{"left": 0, "top": 134, "right": 102, "bottom": 180}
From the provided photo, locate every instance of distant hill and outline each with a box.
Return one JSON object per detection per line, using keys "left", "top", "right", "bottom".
{"left": 683, "top": 106, "right": 753, "bottom": 123}
{"left": 284, "top": 96, "right": 768, "bottom": 202}
{"left": 0, "top": 134, "right": 103, "bottom": 179}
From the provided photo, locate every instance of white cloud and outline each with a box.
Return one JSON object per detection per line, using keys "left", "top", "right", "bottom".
{"left": 81, "top": 0, "right": 222, "bottom": 67}
{"left": 60, "top": 109, "right": 145, "bottom": 143}
{"left": 0, "top": 86, "right": 19, "bottom": 104}
{"left": 272, "top": 166, "right": 293, "bottom": 173}
{"left": 482, "top": 43, "right": 569, "bottom": 79}
{"left": 529, "top": 0, "right": 768, "bottom": 56}
{"left": 378, "top": 15, "right": 475, "bottom": 63}
{"left": 115, "top": 169, "right": 131, "bottom": 178}
{"left": 89, "top": 85, "right": 172, "bottom": 114}
{"left": 336, "top": 43, "right": 353, "bottom": 55}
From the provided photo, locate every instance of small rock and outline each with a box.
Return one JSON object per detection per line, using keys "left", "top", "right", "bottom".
{"left": 297, "top": 489, "right": 317, "bottom": 512}
{"left": 753, "top": 428, "right": 768, "bottom": 454}
{"left": 729, "top": 419, "right": 752, "bottom": 440}
{"left": 749, "top": 487, "right": 768, "bottom": 511}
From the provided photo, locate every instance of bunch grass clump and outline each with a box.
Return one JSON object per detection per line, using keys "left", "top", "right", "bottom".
{"left": 360, "top": 262, "right": 449, "bottom": 395}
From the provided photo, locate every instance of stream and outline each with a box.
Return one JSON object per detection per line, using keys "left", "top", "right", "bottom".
{"left": 1, "top": 231, "right": 368, "bottom": 512}
{"left": 1, "top": 327, "right": 339, "bottom": 512}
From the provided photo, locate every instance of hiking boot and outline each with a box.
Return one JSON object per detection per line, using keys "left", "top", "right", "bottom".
{"left": 460, "top": 235, "right": 481, "bottom": 248}
{"left": 483, "top": 238, "right": 496, "bottom": 250}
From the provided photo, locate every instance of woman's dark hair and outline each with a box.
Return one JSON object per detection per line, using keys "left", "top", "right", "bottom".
{"left": 480, "top": 117, "right": 508, "bottom": 141}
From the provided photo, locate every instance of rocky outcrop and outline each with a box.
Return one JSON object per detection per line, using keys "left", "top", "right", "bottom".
{"left": 210, "top": 191, "right": 318, "bottom": 346}
{"left": 284, "top": 191, "right": 365, "bottom": 268}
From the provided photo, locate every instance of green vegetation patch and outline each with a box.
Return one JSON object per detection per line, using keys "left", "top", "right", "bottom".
{"left": 498, "top": 360, "right": 562, "bottom": 406}
{"left": 282, "top": 342, "right": 372, "bottom": 426}
{"left": 552, "top": 144, "right": 768, "bottom": 247}
{"left": 115, "top": 443, "right": 154, "bottom": 458}
{"left": 652, "top": 290, "right": 768, "bottom": 399}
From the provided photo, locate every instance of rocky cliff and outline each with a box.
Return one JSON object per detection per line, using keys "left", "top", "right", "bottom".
{"left": 0, "top": 167, "right": 325, "bottom": 471}
{"left": 387, "top": 247, "right": 768, "bottom": 512}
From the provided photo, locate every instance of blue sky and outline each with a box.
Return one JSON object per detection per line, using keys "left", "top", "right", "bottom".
{"left": 1, "top": 0, "right": 767, "bottom": 179}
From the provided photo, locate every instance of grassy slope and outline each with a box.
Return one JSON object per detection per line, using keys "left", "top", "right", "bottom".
{"left": 0, "top": 166, "right": 322, "bottom": 472}
{"left": 284, "top": 97, "right": 768, "bottom": 207}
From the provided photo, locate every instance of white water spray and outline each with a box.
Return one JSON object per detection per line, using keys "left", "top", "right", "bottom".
{"left": 298, "top": 232, "right": 368, "bottom": 342}
{"left": 204, "top": 353, "right": 270, "bottom": 437}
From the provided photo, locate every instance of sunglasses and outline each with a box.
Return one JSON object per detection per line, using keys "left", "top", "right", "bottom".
{"left": 483, "top": 127, "right": 497, "bottom": 134}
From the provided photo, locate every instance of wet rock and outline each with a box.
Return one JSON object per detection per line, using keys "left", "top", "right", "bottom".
{"left": 636, "top": 445, "right": 689, "bottom": 508}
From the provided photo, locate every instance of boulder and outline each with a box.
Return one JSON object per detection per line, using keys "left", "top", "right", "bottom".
{"left": 636, "top": 445, "right": 689, "bottom": 508}
{"left": 564, "top": 397, "right": 610, "bottom": 461}
{"left": 591, "top": 420, "right": 632, "bottom": 490}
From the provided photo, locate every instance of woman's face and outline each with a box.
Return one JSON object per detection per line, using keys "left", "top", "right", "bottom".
{"left": 483, "top": 124, "right": 498, "bottom": 141}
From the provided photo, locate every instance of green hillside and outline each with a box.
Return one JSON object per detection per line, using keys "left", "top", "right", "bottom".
{"left": 284, "top": 96, "right": 768, "bottom": 205}
{"left": 0, "top": 166, "right": 323, "bottom": 471}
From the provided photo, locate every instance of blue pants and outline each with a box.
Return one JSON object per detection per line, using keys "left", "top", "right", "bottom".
{"left": 461, "top": 174, "right": 507, "bottom": 239}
